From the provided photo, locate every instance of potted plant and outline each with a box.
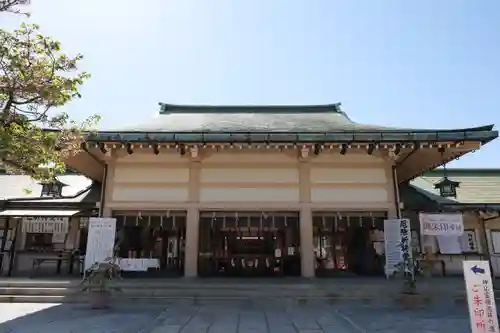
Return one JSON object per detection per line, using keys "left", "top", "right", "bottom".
{"left": 393, "top": 248, "right": 428, "bottom": 308}
{"left": 80, "top": 257, "right": 122, "bottom": 309}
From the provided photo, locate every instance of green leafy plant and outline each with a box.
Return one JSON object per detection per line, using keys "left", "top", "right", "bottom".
{"left": 80, "top": 258, "right": 122, "bottom": 294}
{"left": 394, "top": 247, "right": 421, "bottom": 294}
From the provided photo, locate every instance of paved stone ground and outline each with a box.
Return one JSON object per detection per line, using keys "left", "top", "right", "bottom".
{"left": 0, "top": 301, "right": 476, "bottom": 333}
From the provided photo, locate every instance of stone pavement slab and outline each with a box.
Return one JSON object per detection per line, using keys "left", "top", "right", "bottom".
{"left": 0, "top": 300, "right": 482, "bottom": 332}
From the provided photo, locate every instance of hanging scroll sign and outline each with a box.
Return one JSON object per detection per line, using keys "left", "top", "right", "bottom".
{"left": 399, "top": 219, "right": 413, "bottom": 274}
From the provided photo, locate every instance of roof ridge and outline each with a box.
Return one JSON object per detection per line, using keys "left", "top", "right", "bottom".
{"left": 158, "top": 102, "right": 345, "bottom": 115}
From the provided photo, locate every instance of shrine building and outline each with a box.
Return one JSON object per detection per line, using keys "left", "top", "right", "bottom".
{"left": 60, "top": 103, "right": 497, "bottom": 278}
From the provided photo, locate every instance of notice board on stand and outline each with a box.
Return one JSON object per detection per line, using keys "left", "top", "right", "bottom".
{"left": 84, "top": 218, "right": 116, "bottom": 272}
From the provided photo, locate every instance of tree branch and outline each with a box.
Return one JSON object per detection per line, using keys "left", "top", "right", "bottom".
{"left": 0, "top": 23, "right": 97, "bottom": 180}
{"left": 0, "top": 0, "right": 29, "bottom": 16}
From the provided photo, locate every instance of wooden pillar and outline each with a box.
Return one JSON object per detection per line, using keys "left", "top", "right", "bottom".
{"left": 300, "top": 207, "right": 314, "bottom": 277}
{"left": 184, "top": 209, "right": 199, "bottom": 277}
{"left": 184, "top": 159, "right": 201, "bottom": 278}
{"left": 477, "top": 212, "right": 496, "bottom": 278}
{"left": 298, "top": 158, "right": 314, "bottom": 278}
{"left": 385, "top": 163, "right": 400, "bottom": 219}
{"left": 101, "top": 160, "right": 115, "bottom": 218}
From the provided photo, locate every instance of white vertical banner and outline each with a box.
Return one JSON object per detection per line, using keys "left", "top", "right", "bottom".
{"left": 84, "top": 217, "right": 116, "bottom": 271}
{"left": 463, "top": 260, "right": 499, "bottom": 333}
{"left": 384, "top": 218, "right": 412, "bottom": 278}
{"left": 384, "top": 219, "right": 402, "bottom": 277}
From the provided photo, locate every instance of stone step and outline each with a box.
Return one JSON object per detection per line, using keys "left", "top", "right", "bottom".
{"left": 0, "top": 287, "right": 72, "bottom": 296}
{"left": 0, "top": 279, "right": 314, "bottom": 287}
{"left": 0, "top": 285, "right": 454, "bottom": 297}
{"left": 0, "top": 280, "right": 77, "bottom": 289}
{"left": 0, "top": 295, "right": 76, "bottom": 303}
{"left": 0, "top": 278, "right": 478, "bottom": 304}
{"left": 0, "top": 288, "right": 327, "bottom": 298}
{"left": 0, "top": 285, "right": 465, "bottom": 296}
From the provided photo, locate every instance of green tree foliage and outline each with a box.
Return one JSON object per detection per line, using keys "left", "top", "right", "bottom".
{"left": 0, "top": 1, "right": 99, "bottom": 180}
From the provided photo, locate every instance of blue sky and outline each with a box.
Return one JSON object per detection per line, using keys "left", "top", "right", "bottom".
{"left": 3, "top": 0, "right": 499, "bottom": 167}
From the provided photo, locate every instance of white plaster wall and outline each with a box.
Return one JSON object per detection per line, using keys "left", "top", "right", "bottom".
{"left": 312, "top": 151, "right": 385, "bottom": 164}
{"left": 112, "top": 186, "right": 189, "bottom": 202}
{"left": 310, "top": 188, "right": 388, "bottom": 203}
{"left": 199, "top": 157, "right": 299, "bottom": 202}
{"left": 309, "top": 166, "right": 389, "bottom": 203}
{"left": 116, "top": 152, "right": 184, "bottom": 164}
{"left": 199, "top": 188, "right": 299, "bottom": 202}
{"left": 310, "top": 168, "right": 387, "bottom": 184}
{"left": 203, "top": 152, "right": 295, "bottom": 164}
{"left": 111, "top": 162, "right": 190, "bottom": 202}
{"left": 114, "top": 167, "right": 189, "bottom": 183}
{"left": 106, "top": 151, "right": 394, "bottom": 207}
{"left": 200, "top": 168, "right": 299, "bottom": 183}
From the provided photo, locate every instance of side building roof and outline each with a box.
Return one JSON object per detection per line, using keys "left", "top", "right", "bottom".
{"left": 404, "top": 168, "right": 500, "bottom": 211}
{"left": 0, "top": 171, "right": 100, "bottom": 216}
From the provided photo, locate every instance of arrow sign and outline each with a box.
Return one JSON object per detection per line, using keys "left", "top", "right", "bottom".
{"left": 471, "top": 265, "right": 485, "bottom": 275}
{"left": 463, "top": 261, "right": 499, "bottom": 333}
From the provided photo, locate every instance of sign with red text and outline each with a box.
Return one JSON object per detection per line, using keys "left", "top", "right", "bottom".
{"left": 463, "top": 260, "right": 499, "bottom": 333}
{"left": 419, "top": 213, "right": 464, "bottom": 236}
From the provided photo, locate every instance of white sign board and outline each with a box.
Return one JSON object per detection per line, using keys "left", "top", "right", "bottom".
{"left": 117, "top": 258, "right": 160, "bottom": 271}
{"left": 419, "top": 213, "right": 464, "bottom": 236}
{"left": 384, "top": 219, "right": 403, "bottom": 277}
{"left": 436, "top": 235, "right": 462, "bottom": 254}
{"left": 84, "top": 218, "right": 116, "bottom": 271}
{"left": 463, "top": 260, "right": 499, "bottom": 333}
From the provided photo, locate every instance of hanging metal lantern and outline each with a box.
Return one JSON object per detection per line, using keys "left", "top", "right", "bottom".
{"left": 435, "top": 147, "right": 460, "bottom": 198}
{"left": 434, "top": 176, "right": 460, "bottom": 198}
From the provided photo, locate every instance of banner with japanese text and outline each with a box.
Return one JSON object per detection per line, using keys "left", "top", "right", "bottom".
{"left": 22, "top": 217, "right": 69, "bottom": 233}
{"left": 384, "top": 219, "right": 412, "bottom": 277}
{"left": 419, "top": 213, "right": 464, "bottom": 236}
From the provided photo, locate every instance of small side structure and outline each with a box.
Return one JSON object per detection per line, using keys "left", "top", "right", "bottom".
{"left": 0, "top": 169, "right": 100, "bottom": 277}
{"left": 401, "top": 168, "right": 500, "bottom": 276}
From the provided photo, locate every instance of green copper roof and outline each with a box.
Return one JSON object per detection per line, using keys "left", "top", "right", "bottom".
{"left": 120, "top": 103, "right": 401, "bottom": 132}
{"left": 91, "top": 103, "right": 498, "bottom": 143}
